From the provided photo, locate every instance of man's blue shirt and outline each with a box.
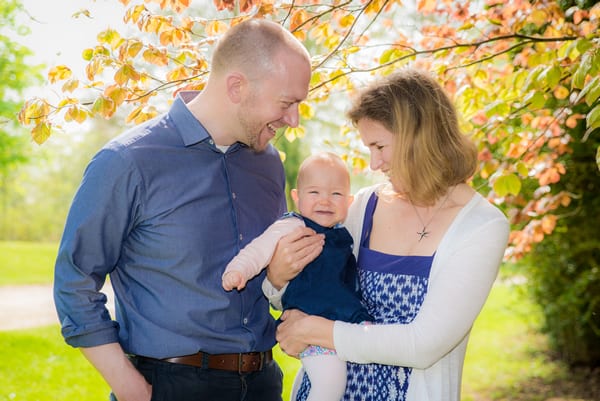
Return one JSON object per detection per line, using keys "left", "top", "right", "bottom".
{"left": 54, "top": 92, "right": 287, "bottom": 358}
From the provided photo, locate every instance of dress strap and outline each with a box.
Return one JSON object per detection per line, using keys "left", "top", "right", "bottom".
{"left": 360, "top": 192, "right": 378, "bottom": 248}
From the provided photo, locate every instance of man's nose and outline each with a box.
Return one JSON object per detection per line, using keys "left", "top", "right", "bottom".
{"left": 282, "top": 105, "right": 300, "bottom": 128}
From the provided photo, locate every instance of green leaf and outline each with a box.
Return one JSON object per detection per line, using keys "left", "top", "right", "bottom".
{"left": 572, "top": 53, "right": 592, "bottom": 90}
{"left": 523, "top": 65, "right": 545, "bottom": 91}
{"left": 516, "top": 162, "right": 529, "bottom": 177}
{"left": 541, "top": 65, "right": 561, "bottom": 89}
{"left": 586, "top": 104, "right": 600, "bottom": 130}
{"left": 584, "top": 76, "right": 600, "bottom": 107}
{"left": 576, "top": 38, "right": 593, "bottom": 54}
{"left": 494, "top": 174, "right": 522, "bottom": 197}
{"left": 523, "top": 90, "right": 546, "bottom": 109}
{"left": 575, "top": 75, "right": 600, "bottom": 105}
{"left": 484, "top": 100, "right": 511, "bottom": 118}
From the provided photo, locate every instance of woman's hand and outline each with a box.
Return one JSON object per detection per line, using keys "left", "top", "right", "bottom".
{"left": 277, "top": 309, "right": 335, "bottom": 357}
{"left": 267, "top": 227, "right": 324, "bottom": 289}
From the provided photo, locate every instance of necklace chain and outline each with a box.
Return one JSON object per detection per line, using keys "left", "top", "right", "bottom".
{"left": 410, "top": 189, "right": 454, "bottom": 242}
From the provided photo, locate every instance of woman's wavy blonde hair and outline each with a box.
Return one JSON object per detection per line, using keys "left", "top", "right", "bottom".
{"left": 347, "top": 68, "right": 478, "bottom": 206}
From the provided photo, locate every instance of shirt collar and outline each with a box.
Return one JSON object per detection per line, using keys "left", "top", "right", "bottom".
{"left": 168, "top": 91, "right": 211, "bottom": 147}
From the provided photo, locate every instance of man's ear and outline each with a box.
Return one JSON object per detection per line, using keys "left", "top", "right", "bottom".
{"left": 347, "top": 194, "right": 354, "bottom": 206}
{"left": 226, "top": 72, "right": 245, "bottom": 104}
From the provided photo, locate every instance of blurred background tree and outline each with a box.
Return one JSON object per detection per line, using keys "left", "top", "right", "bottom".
{"left": 0, "top": 0, "right": 43, "bottom": 237}
{"left": 12, "top": 0, "right": 600, "bottom": 369}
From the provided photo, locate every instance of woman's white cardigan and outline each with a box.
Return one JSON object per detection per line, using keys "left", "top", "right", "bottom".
{"left": 334, "top": 184, "right": 510, "bottom": 401}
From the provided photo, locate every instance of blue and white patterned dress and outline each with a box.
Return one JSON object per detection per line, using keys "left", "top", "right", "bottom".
{"left": 295, "top": 192, "right": 434, "bottom": 401}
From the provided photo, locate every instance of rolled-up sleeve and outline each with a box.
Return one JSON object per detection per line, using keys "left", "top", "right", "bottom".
{"left": 54, "top": 145, "right": 141, "bottom": 348}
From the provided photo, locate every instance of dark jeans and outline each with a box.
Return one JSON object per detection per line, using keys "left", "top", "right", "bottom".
{"left": 109, "top": 356, "right": 283, "bottom": 401}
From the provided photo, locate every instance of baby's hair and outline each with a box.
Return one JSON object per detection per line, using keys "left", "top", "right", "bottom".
{"left": 296, "top": 152, "right": 349, "bottom": 189}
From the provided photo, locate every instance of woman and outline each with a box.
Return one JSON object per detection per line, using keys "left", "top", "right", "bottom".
{"left": 270, "top": 68, "right": 510, "bottom": 401}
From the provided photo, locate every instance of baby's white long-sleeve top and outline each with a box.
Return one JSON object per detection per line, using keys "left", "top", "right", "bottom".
{"left": 224, "top": 215, "right": 305, "bottom": 282}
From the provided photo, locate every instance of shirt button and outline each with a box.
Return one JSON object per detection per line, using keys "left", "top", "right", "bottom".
{"left": 232, "top": 192, "right": 237, "bottom": 199}
{"left": 239, "top": 234, "right": 243, "bottom": 241}
{"left": 243, "top": 318, "right": 248, "bottom": 325}
{"left": 209, "top": 139, "right": 214, "bottom": 145}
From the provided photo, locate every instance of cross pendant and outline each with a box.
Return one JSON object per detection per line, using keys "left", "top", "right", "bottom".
{"left": 417, "top": 227, "right": 429, "bottom": 242}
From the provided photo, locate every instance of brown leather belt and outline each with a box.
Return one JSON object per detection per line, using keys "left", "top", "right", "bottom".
{"left": 140, "top": 350, "right": 273, "bottom": 373}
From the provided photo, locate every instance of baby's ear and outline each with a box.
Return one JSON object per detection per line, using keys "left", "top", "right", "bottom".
{"left": 291, "top": 188, "right": 300, "bottom": 206}
{"left": 347, "top": 194, "right": 355, "bottom": 206}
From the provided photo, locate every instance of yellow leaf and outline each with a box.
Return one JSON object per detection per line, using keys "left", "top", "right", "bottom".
{"left": 528, "top": 9, "right": 547, "bottom": 28}
{"left": 57, "top": 97, "right": 78, "bottom": 108}
{"left": 92, "top": 96, "right": 116, "bottom": 118}
{"left": 105, "top": 85, "right": 127, "bottom": 107}
{"left": 278, "top": 150, "right": 286, "bottom": 163}
{"left": 86, "top": 59, "right": 104, "bottom": 81}
{"left": 124, "top": 4, "right": 145, "bottom": 24}
{"left": 142, "top": 48, "right": 169, "bottom": 67}
{"left": 20, "top": 99, "right": 50, "bottom": 125}
{"left": 62, "top": 78, "right": 80, "bottom": 93}
{"left": 65, "top": 106, "right": 88, "bottom": 123}
{"left": 206, "top": 20, "right": 228, "bottom": 37}
{"left": 299, "top": 102, "right": 314, "bottom": 119}
{"left": 31, "top": 122, "right": 52, "bottom": 144}
{"left": 97, "top": 29, "right": 123, "bottom": 51}
{"left": 144, "top": 15, "right": 166, "bottom": 34}
{"left": 126, "top": 105, "right": 143, "bottom": 124}
{"left": 339, "top": 14, "right": 355, "bottom": 28}
{"left": 72, "top": 9, "right": 91, "bottom": 19}
{"left": 48, "top": 65, "right": 72, "bottom": 83}
{"left": 284, "top": 126, "right": 305, "bottom": 142}
{"left": 166, "top": 66, "right": 189, "bottom": 82}
{"left": 324, "top": 33, "right": 341, "bottom": 50}
{"left": 351, "top": 156, "right": 368, "bottom": 171}
{"left": 82, "top": 48, "right": 94, "bottom": 61}
{"left": 311, "top": 22, "right": 332, "bottom": 44}
{"left": 115, "top": 64, "right": 141, "bottom": 85}
{"left": 127, "top": 40, "right": 144, "bottom": 58}
{"left": 134, "top": 105, "right": 158, "bottom": 124}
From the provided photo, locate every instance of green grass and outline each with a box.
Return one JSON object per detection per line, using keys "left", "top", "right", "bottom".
{"left": 462, "top": 280, "right": 555, "bottom": 400}
{"left": 0, "top": 282, "right": 547, "bottom": 401}
{"left": 0, "top": 241, "right": 57, "bottom": 286}
{"left": 2, "top": 242, "right": 590, "bottom": 400}
{"left": 0, "top": 325, "right": 111, "bottom": 401}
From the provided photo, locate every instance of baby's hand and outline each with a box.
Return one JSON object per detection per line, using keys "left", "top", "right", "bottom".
{"left": 222, "top": 271, "right": 247, "bottom": 291}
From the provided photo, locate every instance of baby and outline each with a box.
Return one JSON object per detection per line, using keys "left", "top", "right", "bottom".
{"left": 223, "top": 152, "right": 371, "bottom": 401}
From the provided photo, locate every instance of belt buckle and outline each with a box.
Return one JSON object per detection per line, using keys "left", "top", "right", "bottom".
{"left": 237, "top": 352, "right": 264, "bottom": 374}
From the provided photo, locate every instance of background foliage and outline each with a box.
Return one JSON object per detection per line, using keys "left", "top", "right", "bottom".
{"left": 10, "top": 0, "right": 600, "bottom": 370}
{"left": 0, "top": 0, "right": 43, "bottom": 237}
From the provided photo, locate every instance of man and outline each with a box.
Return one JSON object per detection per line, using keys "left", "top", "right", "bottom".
{"left": 54, "top": 19, "right": 323, "bottom": 401}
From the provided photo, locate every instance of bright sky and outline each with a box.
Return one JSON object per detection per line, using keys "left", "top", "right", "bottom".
{"left": 19, "top": 0, "right": 128, "bottom": 74}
